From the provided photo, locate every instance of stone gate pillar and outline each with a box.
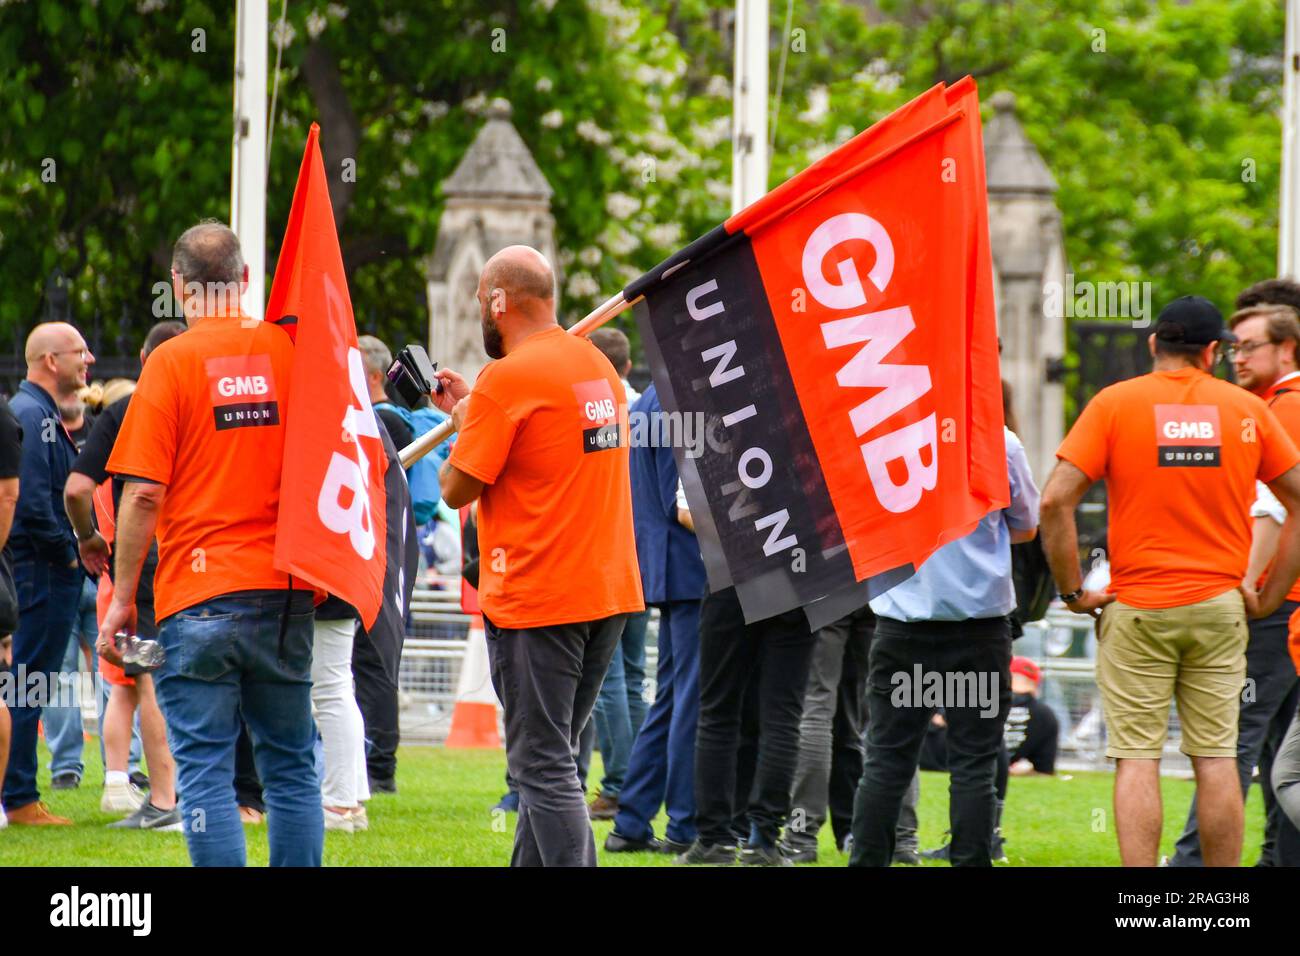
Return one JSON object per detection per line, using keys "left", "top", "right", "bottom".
{"left": 426, "top": 99, "right": 558, "bottom": 386}
{"left": 984, "top": 90, "right": 1067, "bottom": 484}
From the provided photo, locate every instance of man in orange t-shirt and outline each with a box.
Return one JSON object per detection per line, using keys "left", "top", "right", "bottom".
{"left": 98, "top": 222, "right": 321, "bottom": 868}
{"left": 1166, "top": 301, "right": 1300, "bottom": 868}
{"left": 435, "top": 245, "right": 644, "bottom": 867}
{"left": 1040, "top": 295, "right": 1300, "bottom": 867}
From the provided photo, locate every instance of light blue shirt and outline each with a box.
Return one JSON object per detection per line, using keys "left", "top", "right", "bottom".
{"left": 870, "top": 428, "right": 1040, "bottom": 623}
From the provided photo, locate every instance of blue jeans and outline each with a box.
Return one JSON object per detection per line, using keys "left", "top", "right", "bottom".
{"left": 2, "top": 559, "right": 83, "bottom": 811}
{"left": 612, "top": 600, "right": 701, "bottom": 844}
{"left": 154, "top": 590, "right": 322, "bottom": 867}
{"left": 592, "top": 609, "right": 649, "bottom": 797}
{"left": 45, "top": 576, "right": 143, "bottom": 779}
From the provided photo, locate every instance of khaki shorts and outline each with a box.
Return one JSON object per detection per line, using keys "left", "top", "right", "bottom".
{"left": 1097, "top": 589, "right": 1247, "bottom": 759}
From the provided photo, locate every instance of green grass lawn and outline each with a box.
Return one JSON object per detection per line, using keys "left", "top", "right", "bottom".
{"left": 0, "top": 740, "right": 1268, "bottom": 866}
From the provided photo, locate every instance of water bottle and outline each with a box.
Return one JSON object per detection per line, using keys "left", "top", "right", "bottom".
{"left": 116, "top": 632, "right": 165, "bottom": 670}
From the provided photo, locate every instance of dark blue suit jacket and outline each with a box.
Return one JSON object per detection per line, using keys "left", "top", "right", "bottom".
{"left": 630, "top": 383, "right": 706, "bottom": 604}
{"left": 8, "top": 380, "right": 78, "bottom": 567}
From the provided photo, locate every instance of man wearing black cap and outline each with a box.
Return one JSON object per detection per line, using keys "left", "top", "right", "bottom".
{"left": 1040, "top": 296, "right": 1300, "bottom": 866}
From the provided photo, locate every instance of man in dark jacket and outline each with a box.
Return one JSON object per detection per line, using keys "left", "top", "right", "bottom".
{"left": 3, "top": 322, "right": 94, "bottom": 825}
{"left": 605, "top": 382, "right": 708, "bottom": 854}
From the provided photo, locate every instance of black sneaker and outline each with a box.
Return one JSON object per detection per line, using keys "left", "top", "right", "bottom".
{"left": 604, "top": 830, "right": 663, "bottom": 854}
{"left": 991, "top": 830, "right": 1008, "bottom": 864}
{"left": 129, "top": 771, "right": 150, "bottom": 791}
{"left": 369, "top": 776, "right": 397, "bottom": 795}
{"left": 107, "top": 801, "right": 183, "bottom": 832}
{"left": 658, "top": 837, "right": 692, "bottom": 855}
{"left": 920, "top": 833, "right": 951, "bottom": 861}
{"left": 892, "top": 847, "right": 921, "bottom": 865}
{"left": 741, "top": 843, "right": 794, "bottom": 867}
{"left": 779, "top": 841, "right": 818, "bottom": 864}
{"left": 50, "top": 772, "right": 80, "bottom": 791}
{"left": 675, "top": 840, "right": 737, "bottom": 866}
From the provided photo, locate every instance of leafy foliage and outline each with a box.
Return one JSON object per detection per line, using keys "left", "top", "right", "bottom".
{"left": 0, "top": 0, "right": 1287, "bottom": 359}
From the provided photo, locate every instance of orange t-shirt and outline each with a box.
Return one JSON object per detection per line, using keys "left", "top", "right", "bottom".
{"left": 1289, "top": 606, "right": 1300, "bottom": 675}
{"left": 1057, "top": 366, "right": 1300, "bottom": 609}
{"left": 107, "top": 315, "right": 297, "bottom": 621}
{"left": 448, "top": 326, "right": 644, "bottom": 629}
{"left": 1260, "top": 376, "right": 1300, "bottom": 603}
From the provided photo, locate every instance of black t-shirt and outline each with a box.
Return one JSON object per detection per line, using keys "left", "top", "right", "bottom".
{"left": 0, "top": 397, "right": 22, "bottom": 480}
{"left": 73, "top": 395, "right": 132, "bottom": 515}
{"left": 1004, "top": 692, "right": 1058, "bottom": 774}
{"left": 70, "top": 395, "right": 158, "bottom": 609}
{"left": 375, "top": 405, "right": 415, "bottom": 453}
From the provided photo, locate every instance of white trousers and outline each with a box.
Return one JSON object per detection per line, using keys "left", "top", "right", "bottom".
{"left": 311, "top": 617, "right": 371, "bottom": 808}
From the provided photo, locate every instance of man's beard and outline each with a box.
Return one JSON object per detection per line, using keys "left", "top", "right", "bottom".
{"left": 481, "top": 310, "right": 504, "bottom": 360}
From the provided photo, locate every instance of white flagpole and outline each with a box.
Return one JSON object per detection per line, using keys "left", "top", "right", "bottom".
{"left": 231, "top": 0, "right": 268, "bottom": 318}
{"left": 731, "top": 0, "right": 769, "bottom": 214}
{"left": 1281, "top": 0, "right": 1300, "bottom": 278}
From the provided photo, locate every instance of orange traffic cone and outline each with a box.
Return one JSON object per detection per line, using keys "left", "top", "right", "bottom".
{"left": 445, "top": 616, "right": 502, "bottom": 748}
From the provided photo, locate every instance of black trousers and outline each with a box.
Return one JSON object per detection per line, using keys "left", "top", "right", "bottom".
{"left": 1170, "top": 599, "right": 1300, "bottom": 866}
{"left": 234, "top": 719, "right": 264, "bottom": 813}
{"left": 353, "top": 621, "right": 401, "bottom": 783}
{"left": 694, "top": 586, "right": 815, "bottom": 846}
{"left": 485, "top": 614, "right": 625, "bottom": 866}
{"left": 849, "top": 615, "right": 1011, "bottom": 867}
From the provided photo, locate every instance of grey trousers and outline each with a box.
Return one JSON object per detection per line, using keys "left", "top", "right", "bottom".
{"left": 786, "top": 608, "right": 918, "bottom": 852}
{"left": 1273, "top": 705, "right": 1300, "bottom": 846}
{"left": 485, "top": 614, "right": 626, "bottom": 867}
{"left": 1170, "top": 600, "right": 1300, "bottom": 866}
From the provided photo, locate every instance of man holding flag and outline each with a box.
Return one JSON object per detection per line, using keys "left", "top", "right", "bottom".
{"left": 435, "top": 245, "right": 645, "bottom": 867}
{"left": 100, "top": 221, "right": 323, "bottom": 867}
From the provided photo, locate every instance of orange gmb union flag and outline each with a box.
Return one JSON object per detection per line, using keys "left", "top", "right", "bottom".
{"left": 266, "top": 123, "right": 387, "bottom": 629}
{"left": 627, "top": 78, "right": 1006, "bottom": 626}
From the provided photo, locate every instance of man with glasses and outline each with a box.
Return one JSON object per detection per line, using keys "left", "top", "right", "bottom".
{"left": 2, "top": 323, "right": 94, "bottom": 825}
{"left": 1041, "top": 296, "right": 1300, "bottom": 866}
{"left": 1167, "top": 302, "right": 1300, "bottom": 867}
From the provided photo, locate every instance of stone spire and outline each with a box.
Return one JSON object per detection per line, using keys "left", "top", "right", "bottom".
{"left": 440, "top": 99, "right": 553, "bottom": 202}
{"left": 425, "top": 100, "right": 558, "bottom": 385}
{"left": 984, "top": 91, "right": 1057, "bottom": 198}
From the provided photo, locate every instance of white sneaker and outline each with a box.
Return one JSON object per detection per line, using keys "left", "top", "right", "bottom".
{"left": 324, "top": 808, "right": 354, "bottom": 833}
{"left": 0, "top": 808, "right": 8, "bottom": 830}
{"left": 100, "top": 780, "right": 146, "bottom": 815}
{"left": 350, "top": 805, "right": 369, "bottom": 832}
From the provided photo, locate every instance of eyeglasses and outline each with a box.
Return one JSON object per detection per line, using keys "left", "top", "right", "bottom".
{"left": 1225, "top": 340, "right": 1274, "bottom": 362}
{"left": 46, "top": 348, "right": 91, "bottom": 361}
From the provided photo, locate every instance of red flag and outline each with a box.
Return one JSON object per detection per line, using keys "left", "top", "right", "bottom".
{"left": 627, "top": 79, "right": 1006, "bottom": 625}
{"left": 267, "top": 123, "right": 387, "bottom": 629}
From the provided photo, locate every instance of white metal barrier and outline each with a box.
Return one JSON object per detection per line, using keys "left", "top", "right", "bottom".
{"left": 398, "top": 588, "right": 1181, "bottom": 769}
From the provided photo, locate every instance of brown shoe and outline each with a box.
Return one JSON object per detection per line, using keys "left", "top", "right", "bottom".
{"left": 239, "top": 806, "right": 265, "bottom": 825}
{"left": 6, "top": 801, "right": 72, "bottom": 825}
{"left": 588, "top": 793, "right": 619, "bottom": 821}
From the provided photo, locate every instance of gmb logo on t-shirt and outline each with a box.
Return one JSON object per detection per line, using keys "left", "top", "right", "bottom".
{"left": 204, "top": 354, "right": 281, "bottom": 431}
{"left": 1154, "top": 403, "right": 1220, "bottom": 467}
{"left": 572, "top": 378, "right": 621, "bottom": 454}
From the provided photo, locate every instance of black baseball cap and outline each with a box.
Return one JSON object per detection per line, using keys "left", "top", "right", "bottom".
{"left": 1154, "top": 295, "right": 1235, "bottom": 346}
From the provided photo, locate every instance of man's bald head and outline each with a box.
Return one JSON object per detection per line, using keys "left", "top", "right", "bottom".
{"left": 171, "top": 220, "right": 247, "bottom": 322}
{"left": 25, "top": 323, "right": 80, "bottom": 365}
{"left": 24, "top": 321, "right": 94, "bottom": 399}
{"left": 481, "top": 246, "right": 555, "bottom": 305}
{"left": 476, "top": 246, "right": 558, "bottom": 359}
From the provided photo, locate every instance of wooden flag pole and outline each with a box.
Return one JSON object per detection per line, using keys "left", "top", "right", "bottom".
{"left": 398, "top": 290, "right": 637, "bottom": 468}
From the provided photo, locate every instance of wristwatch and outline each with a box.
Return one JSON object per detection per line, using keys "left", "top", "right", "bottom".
{"left": 1059, "top": 587, "right": 1084, "bottom": 604}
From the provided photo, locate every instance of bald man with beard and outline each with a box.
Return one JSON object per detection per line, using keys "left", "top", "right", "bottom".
{"left": 3, "top": 322, "right": 94, "bottom": 825}
{"left": 434, "top": 246, "right": 644, "bottom": 866}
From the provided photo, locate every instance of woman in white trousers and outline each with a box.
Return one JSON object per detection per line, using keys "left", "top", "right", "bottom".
{"left": 312, "top": 605, "right": 371, "bottom": 832}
